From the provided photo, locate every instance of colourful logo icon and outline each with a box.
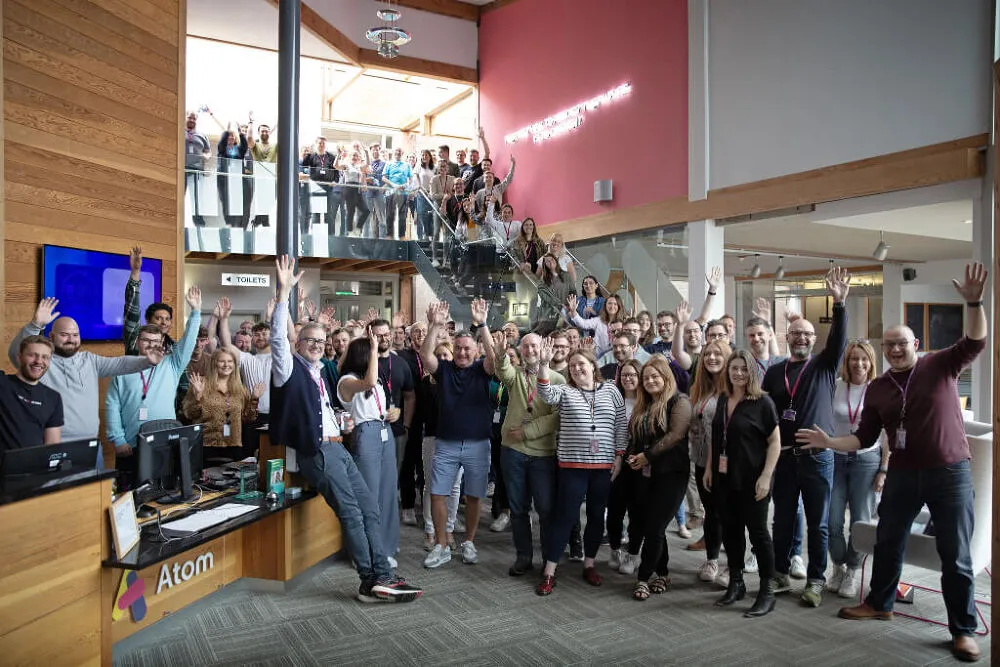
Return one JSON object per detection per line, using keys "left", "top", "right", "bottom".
{"left": 112, "top": 570, "right": 147, "bottom": 622}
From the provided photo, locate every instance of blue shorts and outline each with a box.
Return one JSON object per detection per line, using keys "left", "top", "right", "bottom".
{"left": 430, "top": 438, "right": 490, "bottom": 498}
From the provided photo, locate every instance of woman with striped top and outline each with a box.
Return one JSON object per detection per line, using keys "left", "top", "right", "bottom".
{"left": 534, "top": 340, "right": 627, "bottom": 596}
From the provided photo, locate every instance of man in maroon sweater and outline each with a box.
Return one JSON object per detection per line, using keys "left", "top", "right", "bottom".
{"left": 797, "top": 262, "right": 987, "bottom": 663}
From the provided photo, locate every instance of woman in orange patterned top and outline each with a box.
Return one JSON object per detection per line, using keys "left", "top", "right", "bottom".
{"left": 183, "top": 348, "right": 264, "bottom": 457}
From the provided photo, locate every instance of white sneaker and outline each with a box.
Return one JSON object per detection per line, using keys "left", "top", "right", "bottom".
{"left": 790, "top": 554, "right": 807, "bottom": 579}
{"left": 744, "top": 553, "right": 759, "bottom": 574}
{"left": 715, "top": 567, "right": 730, "bottom": 588}
{"left": 387, "top": 556, "right": 398, "bottom": 569}
{"left": 678, "top": 524, "right": 692, "bottom": 539}
{"left": 423, "top": 544, "right": 451, "bottom": 568}
{"left": 401, "top": 509, "right": 417, "bottom": 526}
{"left": 608, "top": 547, "right": 623, "bottom": 570}
{"left": 827, "top": 564, "right": 846, "bottom": 593}
{"left": 489, "top": 512, "right": 510, "bottom": 532}
{"left": 431, "top": 259, "right": 441, "bottom": 268}
{"left": 619, "top": 553, "right": 639, "bottom": 575}
{"left": 699, "top": 559, "right": 720, "bottom": 582}
{"left": 838, "top": 567, "right": 859, "bottom": 598}
{"left": 459, "top": 540, "right": 478, "bottom": 565}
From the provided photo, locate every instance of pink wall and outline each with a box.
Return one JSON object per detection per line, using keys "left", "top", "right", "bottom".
{"left": 478, "top": 0, "right": 688, "bottom": 228}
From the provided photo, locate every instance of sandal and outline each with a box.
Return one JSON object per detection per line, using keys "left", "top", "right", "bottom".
{"left": 649, "top": 575, "right": 671, "bottom": 594}
{"left": 633, "top": 581, "right": 651, "bottom": 601}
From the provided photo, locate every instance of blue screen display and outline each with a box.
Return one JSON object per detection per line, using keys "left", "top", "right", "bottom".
{"left": 41, "top": 246, "right": 163, "bottom": 341}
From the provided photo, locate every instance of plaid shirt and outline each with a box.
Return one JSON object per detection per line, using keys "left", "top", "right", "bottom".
{"left": 124, "top": 278, "right": 174, "bottom": 355}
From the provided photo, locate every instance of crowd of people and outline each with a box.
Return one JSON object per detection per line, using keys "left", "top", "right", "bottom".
{"left": 0, "top": 248, "right": 987, "bottom": 660}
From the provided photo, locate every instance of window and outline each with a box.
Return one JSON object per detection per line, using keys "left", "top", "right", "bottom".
{"left": 904, "top": 302, "right": 964, "bottom": 351}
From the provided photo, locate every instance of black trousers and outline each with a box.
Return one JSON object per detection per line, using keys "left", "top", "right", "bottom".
{"left": 399, "top": 417, "right": 424, "bottom": 511}
{"left": 489, "top": 424, "right": 509, "bottom": 517}
{"left": 695, "top": 464, "right": 724, "bottom": 560}
{"left": 606, "top": 465, "right": 642, "bottom": 551}
{"left": 635, "top": 468, "right": 689, "bottom": 582}
{"left": 719, "top": 481, "right": 775, "bottom": 583}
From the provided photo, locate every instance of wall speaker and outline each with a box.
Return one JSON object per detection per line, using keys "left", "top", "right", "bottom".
{"left": 594, "top": 180, "right": 613, "bottom": 203}
{"left": 902, "top": 268, "right": 917, "bottom": 282}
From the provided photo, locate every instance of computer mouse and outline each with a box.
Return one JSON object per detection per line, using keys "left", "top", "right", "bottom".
{"left": 136, "top": 505, "right": 157, "bottom": 519}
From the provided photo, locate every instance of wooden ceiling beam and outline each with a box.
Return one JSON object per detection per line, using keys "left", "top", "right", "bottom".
{"left": 358, "top": 49, "right": 477, "bottom": 84}
{"left": 480, "top": 0, "right": 524, "bottom": 15}
{"left": 391, "top": 0, "right": 479, "bottom": 21}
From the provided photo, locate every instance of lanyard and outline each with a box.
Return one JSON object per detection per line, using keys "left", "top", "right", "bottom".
{"left": 696, "top": 395, "right": 713, "bottom": 420}
{"left": 783, "top": 357, "right": 812, "bottom": 407}
{"left": 845, "top": 382, "right": 867, "bottom": 427}
{"left": 224, "top": 392, "right": 232, "bottom": 423}
{"left": 140, "top": 367, "right": 156, "bottom": 401}
{"left": 496, "top": 383, "right": 505, "bottom": 407}
{"left": 722, "top": 397, "right": 741, "bottom": 452}
{"left": 381, "top": 355, "right": 393, "bottom": 395}
{"left": 311, "top": 369, "right": 330, "bottom": 407}
{"left": 578, "top": 387, "right": 598, "bottom": 432}
{"left": 415, "top": 350, "right": 423, "bottom": 378}
{"left": 755, "top": 358, "right": 769, "bottom": 376}
{"left": 885, "top": 359, "right": 919, "bottom": 419}
{"left": 503, "top": 220, "right": 513, "bottom": 239}
{"left": 524, "top": 369, "right": 536, "bottom": 410}
{"left": 372, "top": 380, "right": 386, "bottom": 419}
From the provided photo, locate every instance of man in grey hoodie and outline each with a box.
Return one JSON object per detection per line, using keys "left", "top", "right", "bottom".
{"left": 8, "top": 298, "right": 162, "bottom": 453}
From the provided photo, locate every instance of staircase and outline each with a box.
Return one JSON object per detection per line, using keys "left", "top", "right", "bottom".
{"left": 409, "top": 239, "right": 518, "bottom": 329}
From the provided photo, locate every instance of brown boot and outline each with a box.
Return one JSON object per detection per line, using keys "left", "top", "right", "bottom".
{"left": 686, "top": 537, "right": 706, "bottom": 551}
{"left": 838, "top": 603, "right": 893, "bottom": 621}
{"left": 951, "top": 635, "right": 980, "bottom": 662}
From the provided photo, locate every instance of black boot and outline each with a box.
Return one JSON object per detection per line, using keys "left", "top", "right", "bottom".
{"left": 744, "top": 580, "right": 776, "bottom": 617}
{"left": 715, "top": 579, "right": 746, "bottom": 606}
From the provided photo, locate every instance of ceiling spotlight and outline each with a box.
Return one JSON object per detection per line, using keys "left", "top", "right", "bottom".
{"left": 872, "top": 230, "right": 889, "bottom": 261}
{"left": 774, "top": 256, "right": 786, "bottom": 280}
{"left": 750, "top": 254, "right": 761, "bottom": 278}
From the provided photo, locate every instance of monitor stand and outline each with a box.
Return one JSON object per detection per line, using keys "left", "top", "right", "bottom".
{"left": 158, "top": 437, "right": 195, "bottom": 504}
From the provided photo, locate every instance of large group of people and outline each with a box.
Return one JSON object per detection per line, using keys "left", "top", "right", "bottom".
{"left": 0, "top": 248, "right": 987, "bottom": 660}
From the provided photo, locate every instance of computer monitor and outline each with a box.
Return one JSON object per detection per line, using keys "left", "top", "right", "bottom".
{"left": 136, "top": 424, "right": 204, "bottom": 504}
{"left": 1, "top": 438, "right": 102, "bottom": 493}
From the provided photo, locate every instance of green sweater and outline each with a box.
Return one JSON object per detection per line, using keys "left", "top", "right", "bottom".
{"left": 494, "top": 350, "right": 564, "bottom": 457}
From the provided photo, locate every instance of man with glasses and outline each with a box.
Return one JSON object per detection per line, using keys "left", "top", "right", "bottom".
{"left": 369, "top": 318, "right": 416, "bottom": 485}
{"left": 797, "top": 263, "right": 987, "bottom": 662}
{"left": 597, "top": 320, "right": 651, "bottom": 366}
{"left": 548, "top": 331, "right": 571, "bottom": 375}
{"left": 645, "top": 310, "right": 677, "bottom": 355}
{"left": 761, "top": 268, "right": 850, "bottom": 608}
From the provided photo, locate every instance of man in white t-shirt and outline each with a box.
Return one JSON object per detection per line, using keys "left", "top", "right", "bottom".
{"left": 218, "top": 298, "right": 273, "bottom": 456}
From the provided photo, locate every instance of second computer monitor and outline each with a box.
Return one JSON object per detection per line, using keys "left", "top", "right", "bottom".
{"left": 136, "top": 424, "right": 204, "bottom": 503}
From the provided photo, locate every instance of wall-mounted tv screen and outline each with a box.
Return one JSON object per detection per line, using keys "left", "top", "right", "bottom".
{"left": 41, "top": 246, "right": 162, "bottom": 342}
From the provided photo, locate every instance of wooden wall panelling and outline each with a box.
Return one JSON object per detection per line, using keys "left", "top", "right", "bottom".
{"left": 289, "top": 495, "right": 343, "bottom": 578}
{"left": 0, "top": 0, "right": 4, "bottom": 344}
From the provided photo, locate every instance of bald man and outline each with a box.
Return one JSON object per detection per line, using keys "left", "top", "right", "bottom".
{"left": 797, "top": 263, "right": 988, "bottom": 661}
{"left": 8, "top": 298, "right": 161, "bottom": 444}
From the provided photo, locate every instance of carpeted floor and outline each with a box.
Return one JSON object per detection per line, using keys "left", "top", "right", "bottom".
{"left": 114, "top": 501, "right": 991, "bottom": 666}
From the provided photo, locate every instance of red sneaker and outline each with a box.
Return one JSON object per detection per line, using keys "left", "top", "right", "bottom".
{"left": 582, "top": 566, "right": 603, "bottom": 586}
{"left": 535, "top": 574, "right": 556, "bottom": 596}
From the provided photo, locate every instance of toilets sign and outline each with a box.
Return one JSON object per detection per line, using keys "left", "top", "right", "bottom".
{"left": 221, "top": 273, "right": 270, "bottom": 287}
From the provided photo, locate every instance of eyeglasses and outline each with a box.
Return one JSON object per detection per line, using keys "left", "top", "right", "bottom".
{"left": 787, "top": 331, "right": 816, "bottom": 339}
{"left": 882, "top": 340, "right": 913, "bottom": 350}
{"left": 301, "top": 337, "right": 326, "bottom": 346}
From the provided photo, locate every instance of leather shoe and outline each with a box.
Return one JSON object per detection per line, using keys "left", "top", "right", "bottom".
{"left": 838, "top": 603, "right": 893, "bottom": 621}
{"left": 535, "top": 574, "right": 556, "bottom": 596}
{"left": 952, "top": 635, "right": 981, "bottom": 662}
{"left": 508, "top": 559, "right": 534, "bottom": 576}
{"left": 744, "top": 580, "right": 776, "bottom": 618}
{"left": 715, "top": 579, "right": 746, "bottom": 606}
{"left": 686, "top": 537, "right": 706, "bottom": 551}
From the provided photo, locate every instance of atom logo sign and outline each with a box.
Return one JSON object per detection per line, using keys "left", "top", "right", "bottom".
{"left": 112, "top": 570, "right": 147, "bottom": 622}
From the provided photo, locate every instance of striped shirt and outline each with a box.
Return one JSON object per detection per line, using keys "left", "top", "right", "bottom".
{"left": 537, "top": 381, "right": 627, "bottom": 469}
{"left": 239, "top": 352, "right": 272, "bottom": 414}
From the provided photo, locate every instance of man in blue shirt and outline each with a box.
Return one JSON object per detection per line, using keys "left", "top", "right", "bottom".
{"left": 382, "top": 148, "right": 413, "bottom": 240}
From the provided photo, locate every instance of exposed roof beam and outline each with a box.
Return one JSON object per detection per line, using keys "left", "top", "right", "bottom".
{"left": 391, "top": 0, "right": 479, "bottom": 21}
{"left": 327, "top": 70, "right": 365, "bottom": 104}
{"left": 358, "top": 49, "right": 477, "bottom": 84}
{"left": 399, "top": 88, "right": 473, "bottom": 132}
{"left": 481, "top": 0, "right": 524, "bottom": 15}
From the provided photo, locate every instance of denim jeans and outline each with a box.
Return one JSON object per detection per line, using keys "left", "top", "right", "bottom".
{"left": 297, "top": 441, "right": 393, "bottom": 584}
{"left": 351, "top": 421, "right": 400, "bottom": 556}
{"left": 415, "top": 196, "right": 432, "bottom": 241}
{"left": 866, "top": 460, "right": 976, "bottom": 636}
{"left": 364, "top": 190, "right": 387, "bottom": 238}
{"left": 772, "top": 449, "right": 833, "bottom": 582}
{"left": 545, "top": 467, "right": 612, "bottom": 564}
{"left": 501, "top": 447, "right": 556, "bottom": 564}
{"left": 829, "top": 448, "right": 880, "bottom": 568}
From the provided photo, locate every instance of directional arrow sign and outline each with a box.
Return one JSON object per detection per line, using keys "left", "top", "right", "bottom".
{"left": 221, "top": 273, "right": 271, "bottom": 287}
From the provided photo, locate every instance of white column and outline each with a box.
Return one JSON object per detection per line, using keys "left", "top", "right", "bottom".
{"left": 972, "top": 184, "right": 993, "bottom": 422}
{"left": 688, "top": 219, "right": 725, "bottom": 318}
{"left": 881, "top": 264, "right": 903, "bottom": 333}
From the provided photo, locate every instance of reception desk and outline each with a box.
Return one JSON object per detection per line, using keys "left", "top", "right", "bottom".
{"left": 0, "top": 433, "right": 342, "bottom": 666}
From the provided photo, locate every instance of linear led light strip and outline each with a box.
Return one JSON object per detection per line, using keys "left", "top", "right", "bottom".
{"left": 504, "top": 83, "right": 632, "bottom": 145}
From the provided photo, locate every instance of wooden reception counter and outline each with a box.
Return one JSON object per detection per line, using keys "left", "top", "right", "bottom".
{"left": 0, "top": 434, "right": 341, "bottom": 666}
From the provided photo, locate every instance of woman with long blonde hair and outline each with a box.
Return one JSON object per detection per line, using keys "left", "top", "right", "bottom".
{"left": 687, "top": 339, "right": 732, "bottom": 585}
{"left": 184, "top": 348, "right": 264, "bottom": 456}
{"left": 826, "top": 339, "right": 886, "bottom": 599}
{"left": 625, "top": 354, "right": 692, "bottom": 600}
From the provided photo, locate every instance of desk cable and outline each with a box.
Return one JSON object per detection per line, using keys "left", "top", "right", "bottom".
{"left": 145, "top": 484, "right": 207, "bottom": 544}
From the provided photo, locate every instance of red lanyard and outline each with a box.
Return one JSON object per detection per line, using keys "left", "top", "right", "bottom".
{"left": 783, "top": 357, "right": 812, "bottom": 404}
{"left": 372, "top": 383, "right": 385, "bottom": 419}
{"left": 524, "top": 369, "right": 537, "bottom": 409}
{"left": 381, "top": 356, "right": 393, "bottom": 394}
{"left": 503, "top": 221, "right": 513, "bottom": 239}
{"left": 311, "top": 369, "right": 330, "bottom": 407}
{"left": 846, "top": 382, "right": 867, "bottom": 426}
{"left": 140, "top": 368, "right": 156, "bottom": 401}
{"left": 415, "top": 350, "right": 423, "bottom": 378}
{"left": 755, "top": 358, "right": 768, "bottom": 375}
{"left": 696, "top": 395, "right": 713, "bottom": 419}
{"left": 885, "top": 359, "right": 919, "bottom": 419}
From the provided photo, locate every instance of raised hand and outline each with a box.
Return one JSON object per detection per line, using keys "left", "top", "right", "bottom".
{"left": 706, "top": 266, "right": 722, "bottom": 292}
{"left": 129, "top": 246, "right": 143, "bottom": 280}
{"left": 218, "top": 296, "right": 232, "bottom": 319}
{"left": 539, "top": 337, "right": 555, "bottom": 364}
{"left": 32, "top": 298, "right": 60, "bottom": 328}
{"left": 362, "top": 307, "right": 379, "bottom": 327}
{"left": 426, "top": 301, "right": 449, "bottom": 326}
{"left": 298, "top": 298, "right": 317, "bottom": 320}
{"left": 144, "top": 344, "right": 164, "bottom": 366}
{"left": 470, "top": 298, "right": 488, "bottom": 325}
{"left": 265, "top": 297, "right": 277, "bottom": 321}
{"left": 825, "top": 266, "right": 851, "bottom": 303}
{"left": 952, "top": 262, "right": 988, "bottom": 302}
{"left": 186, "top": 285, "right": 202, "bottom": 309}
{"left": 566, "top": 294, "right": 578, "bottom": 314}
{"left": 275, "top": 255, "right": 303, "bottom": 296}
{"left": 752, "top": 297, "right": 771, "bottom": 322}
{"left": 581, "top": 336, "right": 595, "bottom": 353}
{"left": 785, "top": 308, "right": 802, "bottom": 324}
{"left": 392, "top": 311, "right": 407, "bottom": 329}
{"left": 492, "top": 331, "right": 507, "bottom": 351}
{"left": 675, "top": 300, "right": 692, "bottom": 324}
{"left": 367, "top": 324, "right": 378, "bottom": 349}
{"left": 251, "top": 382, "right": 266, "bottom": 399}
{"left": 188, "top": 373, "right": 205, "bottom": 397}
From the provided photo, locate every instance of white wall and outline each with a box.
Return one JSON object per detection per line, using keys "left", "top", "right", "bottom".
{"left": 183, "top": 261, "right": 321, "bottom": 322}
{"left": 707, "top": 0, "right": 992, "bottom": 189}
{"left": 309, "top": 0, "right": 478, "bottom": 69}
